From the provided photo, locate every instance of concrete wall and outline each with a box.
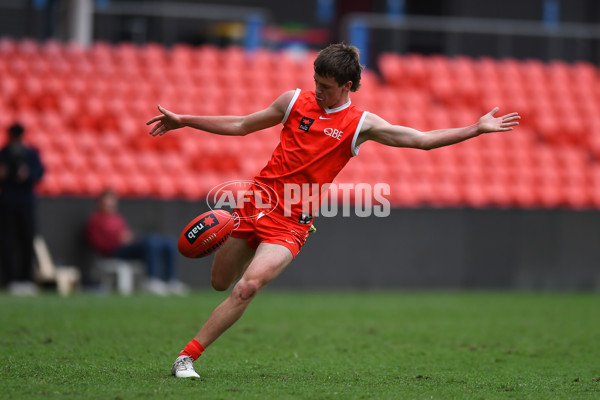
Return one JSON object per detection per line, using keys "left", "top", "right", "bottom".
{"left": 37, "top": 197, "right": 600, "bottom": 291}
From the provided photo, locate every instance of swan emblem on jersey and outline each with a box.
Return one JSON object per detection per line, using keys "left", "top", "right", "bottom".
{"left": 299, "top": 116, "right": 315, "bottom": 132}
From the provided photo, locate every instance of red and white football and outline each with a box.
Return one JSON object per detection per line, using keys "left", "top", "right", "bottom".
{"left": 178, "top": 210, "right": 234, "bottom": 258}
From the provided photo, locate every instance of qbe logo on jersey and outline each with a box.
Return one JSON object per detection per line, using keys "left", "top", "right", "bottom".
{"left": 324, "top": 128, "right": 343, "bottom": 140}
{"left": 206, "top": 180, "right": 279, "bottom": 224}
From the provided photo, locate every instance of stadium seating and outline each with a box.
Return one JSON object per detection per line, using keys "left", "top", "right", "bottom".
{"left": 1, "top": 37, "right": 599, "bottom": 209}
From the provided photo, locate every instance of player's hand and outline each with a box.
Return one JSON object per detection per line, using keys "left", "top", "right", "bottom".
{"left": 146, "top": 105, "right": 184, "bottom": 136}
{"left": 476, "top": 107, "right": 520, "bottom": 134}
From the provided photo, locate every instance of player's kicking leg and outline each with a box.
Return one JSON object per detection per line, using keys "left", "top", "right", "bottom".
{"left": 210, "top": 237, "right": 256, "bottom": 291}
{"left": 172, "top": 242, "right": 293, "bottom": 378}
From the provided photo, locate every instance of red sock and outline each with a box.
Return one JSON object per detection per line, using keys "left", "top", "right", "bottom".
{"left": 178, "top": 339, "right": 205, "bottom": 361}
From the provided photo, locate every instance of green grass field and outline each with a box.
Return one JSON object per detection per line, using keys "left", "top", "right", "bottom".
{"left": 1, "top": 290, "right": 599, "bottom": 399}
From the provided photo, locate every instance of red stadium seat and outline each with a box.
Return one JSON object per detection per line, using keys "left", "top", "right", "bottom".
{"left": 378, "top": 53, "right": 404, "bottom": 86}
{"left": 486, "top": 178, "right": 513, "bottom": 207}
{"left": 78, "top": 170, "right": 106, "bottom": 197}
{"left": 123, "top": 171, "right": 153, "bottom": 197}
{"left": 152, "top": 172, "right": 179, "bottom": 199}
{"left": 0, "top": 73, "right": 18, "bottom": 100}
{"left": 385, "top": 177, "right": 418, "bottom": 207}
{"left": 112, "top": 151, "right": 139, "bottom": 174}
{"left": 62, "top": 149, "right": 89, "bottom": 171}
{"left": 171, "top": 44, "right": 195, "bottom": 67}
{"left": 431, "top": 176, "right": 464, "bottom": 207}
{"left": 102, "top": 173, "right": 128, "bottom": 196}
{"left": 39, "top": 149, "right": 64, "bottom": 172}
{"left": 474, "top": 57, "right": 500, "bottom": 89}
{"left": 88, "top": 151, "right": 115, "bottom": 173}
{"left": 177, "top": 173, "right": 205, "bottom": 200}
{"left": 0, "top": 37, "right": 17, "bottom": 57}
{"left": 54, "top": 170, "right": 81, "bottom": 196}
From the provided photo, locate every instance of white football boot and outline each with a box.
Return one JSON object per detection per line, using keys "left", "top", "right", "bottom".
{"left": 171, "top": 355, "right": 200, "bottom": 378}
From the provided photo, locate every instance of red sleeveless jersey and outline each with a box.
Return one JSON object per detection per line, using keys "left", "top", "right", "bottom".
{"left": 254, "top": 89, "right": 368, "bottom": 217}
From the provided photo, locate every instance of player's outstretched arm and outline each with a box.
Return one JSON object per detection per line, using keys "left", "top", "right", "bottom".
{"left": 358, "top": 107, "right": 520, "bottom": 150}
{"left": 146, "top": 91, "right": 295, "bottom": 137}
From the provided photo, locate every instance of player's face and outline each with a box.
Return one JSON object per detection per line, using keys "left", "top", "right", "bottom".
{"left": 314, "top": 74, "right": 351, "bottom": 109}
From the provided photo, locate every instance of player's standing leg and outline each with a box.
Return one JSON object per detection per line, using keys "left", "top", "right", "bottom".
{"left": 172, "top": 241, "right": 293, "bottom": 378}
{"left": 196, "top": 243, "right": 293, "bottom": 347}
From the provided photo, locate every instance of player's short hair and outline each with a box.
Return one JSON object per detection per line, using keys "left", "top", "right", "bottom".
{"left": 314, "top": 43, "right": 364, "bottom": 92}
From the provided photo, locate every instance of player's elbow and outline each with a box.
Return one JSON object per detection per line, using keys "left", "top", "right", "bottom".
{"left": 230, "top": 120, "right": 250, "bottom": 136}
{"left": 417, "top": 143, "right": 435, "bottom": 151}
{"left": 236, "top": 120, "right": 256, "bottom": 136}
{"left": 413, "top": 135, "right": 438, "bottom": 151}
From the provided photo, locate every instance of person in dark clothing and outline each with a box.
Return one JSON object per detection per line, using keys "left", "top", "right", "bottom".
{"left": 0, "top": 123, "right": 45, "bottom": 294}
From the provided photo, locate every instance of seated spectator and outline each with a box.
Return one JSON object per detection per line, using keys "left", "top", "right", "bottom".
{"left": 85, "top": 189, "right": 188, "bottom": 295}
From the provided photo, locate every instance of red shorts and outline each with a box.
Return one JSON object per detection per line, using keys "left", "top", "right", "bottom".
{"left": 230, "top": 197, "right": 311, "bottom": 258}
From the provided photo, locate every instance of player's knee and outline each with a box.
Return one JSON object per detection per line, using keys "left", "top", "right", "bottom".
{"left": 234, "top": 280, "right": 259, "bottom": 302}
